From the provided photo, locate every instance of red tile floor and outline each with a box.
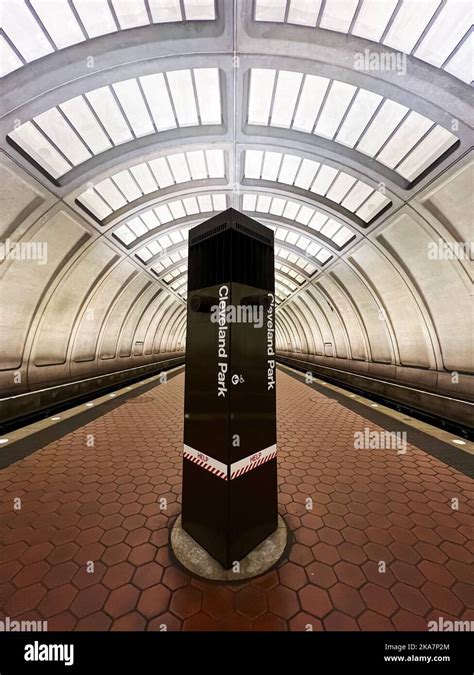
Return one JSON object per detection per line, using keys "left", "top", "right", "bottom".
{"left": 0, "top": 370, "right": 472, "bottom": 631}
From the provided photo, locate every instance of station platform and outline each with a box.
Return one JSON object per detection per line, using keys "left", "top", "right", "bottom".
{"left": 0, "top": 368, "right": 472, "bottom": 632}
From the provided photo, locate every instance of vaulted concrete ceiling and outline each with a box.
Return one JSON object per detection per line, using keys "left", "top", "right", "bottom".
{"left": 0, "top": 0, "right": 472, "bottom": 395}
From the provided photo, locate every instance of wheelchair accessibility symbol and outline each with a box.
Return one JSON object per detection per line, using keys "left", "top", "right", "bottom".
{"left": 231, "top": 374, "right": 245, "bottom": 385}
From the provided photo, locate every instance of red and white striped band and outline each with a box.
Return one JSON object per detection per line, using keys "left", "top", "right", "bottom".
{"left": 183, "top": 444, "right": 277, "bottom": 481}
{"left": 183, "top": 445, "right": 228, "bottom": 480}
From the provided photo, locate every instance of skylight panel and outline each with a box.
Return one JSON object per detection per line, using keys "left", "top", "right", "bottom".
{"left": 168, "top": 153, "right": 191, "bottom": 183}
{"left": 34, "top": 108, "right": 91, "bottom": 166}
{"left": 242, "top": 194, "right": 257, "bottom": 211}
{"left": 278, "top": 154, "right": 302, "bottom": 184}
{"left": 158, "top": 234, "right": 173, "bottom": 249}
{"left": 2, "top": 1, "right": 53, "bottom": 62}
{"left": 94, "top": 178, "right": 127, "bottom": 210}
{"left": 72, "top": 0, "right": 118, "bottom": 38}
{"left": 356, "top": 100, "right": 408, "bottom": 157}
{"left": 245, "top": 150, "right": 264, "bottom": 179}
{"left": 320, "top": 0, "right": 359, "bottom": 32}
{"left": 78, "top": 188, "right": 112, "bottom": 219}
{"left": 194, "top": 68, "right": 221, "bottom": 125}
{"left": 307, "top": 242, "right": 321, "bottom": 256}
{"left": 376, "top": 112, "right": 433, "bottom": 169}
{"left": 294, "top": 159, "right": 319, "bottom": 190}
{"left": 326, "top": 173, "right": 357, "bottom": 203}
{"left": 212, "top": 194, "right": 227, "bottom": 211}
{"left": 187, "top": 151, "right": 207, "bottom": 179}
{"left": 115, "top": 224, "right": 135, "bottom": 245}
{"left": 342, "top": 182, "right": 374, "bottom": 214}
{"left": 86, "top": 87, "right": 133, "bottom": 145}
{"left": 183, "top": 197, "right": 199, "bottom": 215}
{"left": 206, "top": 149, "right": 225, "bottom": 177}
{"left": 276, "top": 227, "right": 289, "bottom": 241}
{"left": 167, "top": 70, "right": 199, "bottom": 127}
{"left": 9, "top": 122, "right": 71, "bottom": 178}
{"left": 127, "top": 217, "right": 148, "bottom": 238}
{"left": 111, "top": 0, "right": 149, "bottom": 29}
{"left": 316, "top": 249, "right": 331, "bottom": 264}
{"left": 320, "top": 219, "right": 341, "bottom": 239}
{"left": 255, "top": 0, "right": 287, "bottom": 22}
{"left": 355, "top": 190, "right": 389, "bottom": 221}
{"left": 139, "top": 74, "right": 176, "bottom": 131}
{"left": 112, "top": 170, "right": 142, "bottom": 202}
{"left": 270, "top": 198, "right": 286, "bottom": 216}
{"left": 286, "top": 231, "right": 300, "bottom": 245}
{"left": 59, "top": 97, "right": 111, "bottom": 155}
{"left": 262, "top": 152, "right": 282, "bottom": 181}
{"left": 30, "top": 0, "right": 84, "bottom": 49}
{"left": 293, "top": 75, "right": 329, "bottom": 133}
{"left": 256, "top": 195, "right": 272, "bottom": 212}
{"left": 141, "top": 211, "right": 161, "bottom": 230}
{"left": 396, "top": 126, "right": 457, "bottom": 182}
{"left": 183, "top": 0, "right": 216, "bottom": 20}
{"left": 112, "top": 79, "right": 154, "bottom": 137}
{"left": 335, "top": 89, "right": 382, "bottom": 148}
{"left": 248, "top": 69, "right": 276, "bottom": 125}
{"left": 283, "top": 201, "right": 300, "bottom": 220}
{"left": 271, "top": 71, "right": 303, "bottom": 128}
{"left": 332, "top": 226, "right": 353, "bottom": 247}
{"left": 155, "top": 204, "right": 174, "bottom": 223}
{"left": 197, "top": 195, "right": 213, "bottom": 212}
{"left": 314, "top": 81, "right": 356, "bottom": 140}
{"left": 444, "top": 33, "right": 473, "bottom": 84}
{"left": 308, "top": 212, "right": 328, "bottom": 231}
{"left": 130, "top": 163, "right": 158, "bottom": 193}
{"left": 414, "top": 1, "right": 472, "bottom": 68}
{"left": 138, "top": 247, "right": 153, "bottom": 262}
{"left": 169, "top": 230, "right": 184, "bottom": 244}
{"left": 383, "top": 0, "right": 441, "bottom": 54}
{"left": 0, "top": 36, "right": 22, "bottom": 76}
{"left": 303, "top": 260, "right": 316, "bottom": 274}
{"left": 295, "top": 206, "right": 314, "bottom": 225}
{"left": 148, "top": 240, "right": 161, "bottom": 255}
{"left": 169, "top": 201, "right": 187, "bottom": 220}
{"left": 311, "top": 165, "right": 338, "bottom": 195}
{"left": 149, "top": 158, "right": 174, "bottom": 188}
{"left": 351, "top": 0, "right": 398, "bottom": 42}
{"left": 287, "top": 0, "right": 322, "bottom": 27}
{"left": 149, "top": 0, "right": 182, "bottom": 22}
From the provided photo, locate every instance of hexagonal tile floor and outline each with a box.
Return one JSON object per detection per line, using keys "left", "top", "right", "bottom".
{"left": 0, "top": 370, "right": 472, "bottom": 631}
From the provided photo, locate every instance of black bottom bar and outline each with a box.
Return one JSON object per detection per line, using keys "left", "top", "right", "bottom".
{"left": 0, "top": 631, "right": 469, "bottom": 673}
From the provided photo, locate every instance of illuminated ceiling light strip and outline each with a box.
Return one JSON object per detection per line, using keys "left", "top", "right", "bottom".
{"left": 255, "top": 0, "right": 470, "bottom": 83}
{"left": 112, "top": 79, "right": 155, "bottom": 137}
{"left": 351, "top": 0, "right": 399, "bottom": 43}
{"left": 72, "top": 0, "right": 118, "bottom": 38}
{"left": 59, "top": 96, "right": 112, "bottom": 155}
{"left": 194, "top": 68, "right": 222, "bottom": 125}
{"left": 30, "top": 0, "right": 85, "bottom": 49}
{"left": 414, "top": 1, "right": 472, "bottom": 68}
{"left": 111, "top": 0, "right": 150, "bottom": 29}
{"left": 287, "top": 0, "right": 322, "bottom": 27}
{"left": 34, "top": 108, "right": 91, "bottom": 166}
{"left": 8, "top": 122, "right": 71, "bottom": 178}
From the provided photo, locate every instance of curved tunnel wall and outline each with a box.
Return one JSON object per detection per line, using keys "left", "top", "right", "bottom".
{"left": 276, "top": 156, "right": 473, "bottom": 403}
{"left": 0, "top": 0, "right": 472, "bottom": 425}
{"left": 0, "top": 156, "right": 186, "bottom": 398}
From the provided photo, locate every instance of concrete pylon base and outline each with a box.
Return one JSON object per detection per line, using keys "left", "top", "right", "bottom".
{"left": 170, "top": 514, "right": 288, "bottom": 581}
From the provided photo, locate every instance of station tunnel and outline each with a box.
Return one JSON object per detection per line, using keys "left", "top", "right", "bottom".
{"left": 0, "top": 0, "right": 472, "bottom": 635}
